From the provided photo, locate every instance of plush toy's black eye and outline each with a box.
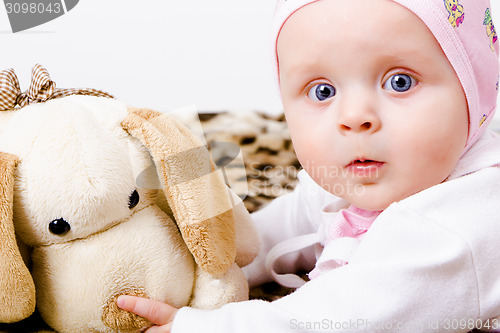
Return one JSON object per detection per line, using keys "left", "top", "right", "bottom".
{"left": 49, "top": 218, "right": 71, "bottom": 235}
{"left": 128, "top": 189, "right": 139, "bottom": 209}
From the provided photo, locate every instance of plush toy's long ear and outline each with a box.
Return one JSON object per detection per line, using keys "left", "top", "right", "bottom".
{"left": 0, "top": 152, "right": 36, "bottom": 322}
{"left": 122, "top": 108, "right": 236, "bottom": 277}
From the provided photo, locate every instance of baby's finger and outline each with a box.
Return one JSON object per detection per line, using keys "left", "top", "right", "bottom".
{"left": 116, "top": 295, "right": 176, "bottom": 326}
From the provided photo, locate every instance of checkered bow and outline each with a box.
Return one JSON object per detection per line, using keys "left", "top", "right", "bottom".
{"left": 0, "top": 64, "right": 113, "bottom": 111}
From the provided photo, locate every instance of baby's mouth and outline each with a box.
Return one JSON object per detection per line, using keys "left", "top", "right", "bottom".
{"left": 345, "top": 158, "right": 385, "bottom": 177}
{"left": 346, "top": 158, "right": 381, "bottom": 166}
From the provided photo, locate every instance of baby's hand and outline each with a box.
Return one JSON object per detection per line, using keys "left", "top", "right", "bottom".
{"left": 116, "top": 295, "right": 178, "bottom": 333}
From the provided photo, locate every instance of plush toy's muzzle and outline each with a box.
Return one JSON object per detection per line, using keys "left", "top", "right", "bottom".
{"left": 32, "top": 205, "right": 196, "bottom": 332}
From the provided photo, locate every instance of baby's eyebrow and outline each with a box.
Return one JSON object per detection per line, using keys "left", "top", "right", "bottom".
{"left": 280, "top": 60, "right": 324, "bottom": 79}
{"left": 284, "top": 63, "right": 314, "bottom": 76}
{"left": 279, "top": 46, "right": 431, "bottom": 86}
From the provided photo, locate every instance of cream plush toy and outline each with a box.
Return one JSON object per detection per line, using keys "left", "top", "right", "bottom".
{"left": 0, "top": 65, "right": 259, "bottom": 332}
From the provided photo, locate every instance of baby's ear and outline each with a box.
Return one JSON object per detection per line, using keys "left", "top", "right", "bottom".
{"left": 0, "top": 152, "right": 36, "bottom": 322}
{"left": 121, "top": 107, "right": 237, "bottom": 277}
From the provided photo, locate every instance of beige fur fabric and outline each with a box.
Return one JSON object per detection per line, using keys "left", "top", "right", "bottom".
{"left": 0, "top": 152, "right": 36, "bottom": 323}
{"left": 0, "top": 96, "right": 258, "bottom": 332}
{"left": 122, "top": 107, "right": 237, "bottom": 277}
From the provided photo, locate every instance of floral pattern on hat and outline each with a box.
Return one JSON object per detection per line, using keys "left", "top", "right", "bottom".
{"left": 484, "top": 8, "right": 498, "bottom": 52}
{"left": 444, "top": 0, "right": 465, "bottom": 27}
{"left": 480, "top": 114, "right": 488, "bottom": 127}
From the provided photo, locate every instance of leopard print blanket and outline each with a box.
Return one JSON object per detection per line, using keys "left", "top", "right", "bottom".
{"left": 0, "top": 111, "right": 300, "bottom": 332}
{"left": 195, "top": 111, "right": 300, "bottom": 213}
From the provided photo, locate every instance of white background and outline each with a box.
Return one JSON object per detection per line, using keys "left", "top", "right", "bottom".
{"left": 1, "top": 0, "right": 500, "bottom": 116}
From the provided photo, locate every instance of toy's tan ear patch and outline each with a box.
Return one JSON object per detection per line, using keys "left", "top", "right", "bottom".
{"left": 232, "top": 201, "right": 260, "bottom": 267}
{"left": 121, "top": 107, "right": 236, "bottom": 277}
{"left": 0, "top": 152, "right": 36, "bottom": 322}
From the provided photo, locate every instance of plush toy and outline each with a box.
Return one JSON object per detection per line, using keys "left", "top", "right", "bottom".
{"left": 0, "top": 65, "right": 259, "bottom": 332}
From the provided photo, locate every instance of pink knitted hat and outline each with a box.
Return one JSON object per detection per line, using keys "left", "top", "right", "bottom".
{"left": 272, "top": 0, "right": 500, "bottom": 152}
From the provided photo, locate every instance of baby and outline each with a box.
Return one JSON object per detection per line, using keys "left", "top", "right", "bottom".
{"left": 117, "top": 0, "right": 500, "bottom": 331}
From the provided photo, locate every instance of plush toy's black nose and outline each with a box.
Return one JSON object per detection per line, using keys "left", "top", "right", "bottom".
{"left": 49, "top": 218, "right": 71, "bottom": 235}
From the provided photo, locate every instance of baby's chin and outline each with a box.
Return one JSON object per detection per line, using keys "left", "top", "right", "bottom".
{"left": 336, "top": 186, "right": 400, "bottom": 212}
{"left": 319, "top": 177, "right": 424, "bottom": 211}
{"left": 340, "top": 185, "right": 425, "bottom": 211}
{"left": 346, "top": 197, "right": 392, "bottom": 212}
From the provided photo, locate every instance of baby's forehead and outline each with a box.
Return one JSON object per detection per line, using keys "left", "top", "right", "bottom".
{"left": 279, "top": 1, "right": 434, "bottom": 42}
{"left": 276, "top": 0, "right": 442, "bottom": 64}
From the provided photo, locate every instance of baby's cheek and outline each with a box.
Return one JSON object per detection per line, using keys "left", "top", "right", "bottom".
{"left": 402, "top": 136, "right": 458, "bottom": 188}
{"left": 310, "top": 169, "right": 348, "bottom": 198}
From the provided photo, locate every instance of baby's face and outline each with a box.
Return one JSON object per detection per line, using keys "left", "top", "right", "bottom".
{"left": 277, "top": 0, "right": 468, "bottom": 210}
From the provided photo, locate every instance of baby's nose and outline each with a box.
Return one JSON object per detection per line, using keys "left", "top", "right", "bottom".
{"left": 336, "top": 89, "right": 381, "bottom": 134}
{"left": 338, "top": 110, "right": 381, "bottom": 134}
{"left": 340, "top": 121, "right": 374, "bottom": 132}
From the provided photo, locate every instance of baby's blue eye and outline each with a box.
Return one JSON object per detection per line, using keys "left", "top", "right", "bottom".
{"left": 383, "top": 74, "right": 416, "bottom": 92}
{"left": 308, "top": 83, "right": 336, "bottom": 101}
